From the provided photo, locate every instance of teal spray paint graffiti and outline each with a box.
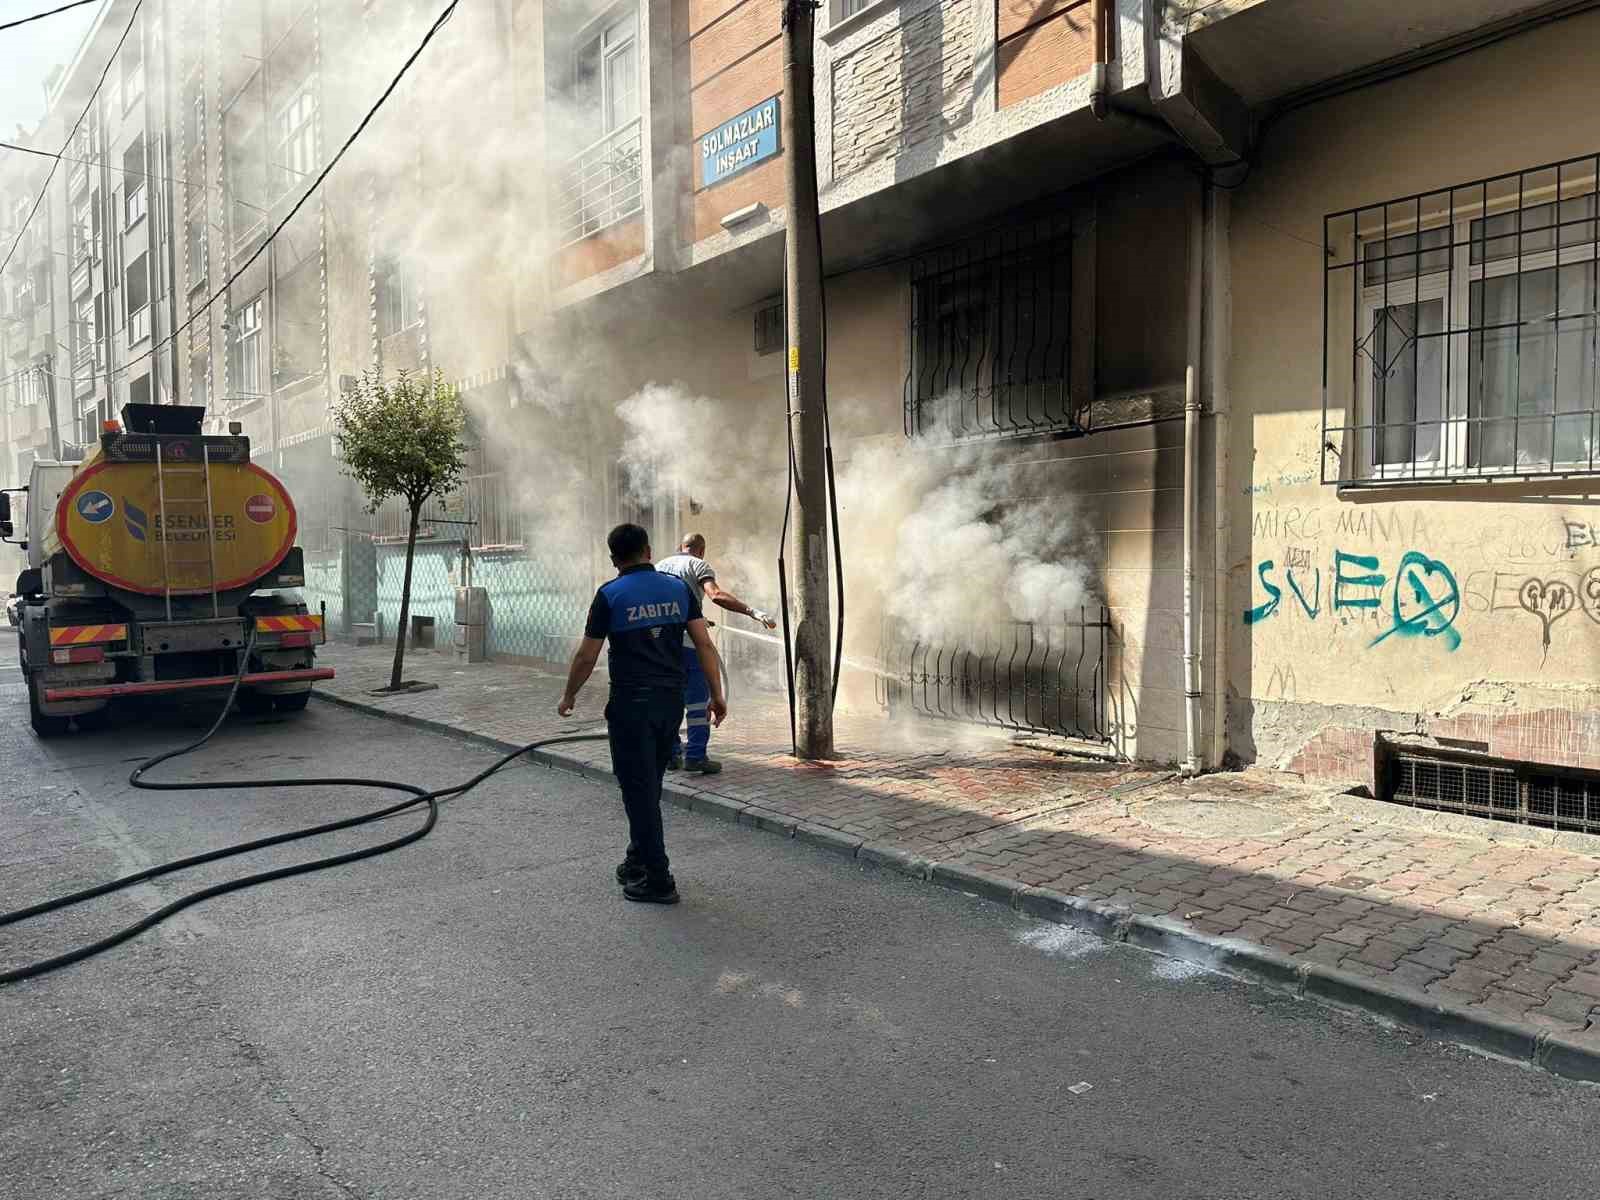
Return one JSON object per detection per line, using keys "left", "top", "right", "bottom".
{"left": 1245, "top": 548, "right": 1462, "bottom": 651}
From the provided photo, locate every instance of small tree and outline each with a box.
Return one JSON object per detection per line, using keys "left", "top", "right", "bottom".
{"left": 333, "top": 368, "right": 468, "bottom": 691}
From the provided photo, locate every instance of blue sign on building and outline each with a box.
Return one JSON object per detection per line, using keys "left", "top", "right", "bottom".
{"left": 698, "top": 96, "right": 781, "bottom": 188}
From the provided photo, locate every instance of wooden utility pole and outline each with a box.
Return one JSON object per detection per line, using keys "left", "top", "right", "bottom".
{"left": 781, "top": 0, "right": 833, "bottom": 759}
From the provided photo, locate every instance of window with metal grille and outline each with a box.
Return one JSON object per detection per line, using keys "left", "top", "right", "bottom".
{"left": 1384, "top": 746, "right": 1600, "bottom": 835}
{"left": 905, "top": 214, "right": 1077, "bottom": 442}
{"left": 753, "top": 300, "right": 783, "bottom": 356}
{"left": 1324, "top": 153, "right": 1600, "bottom": 484}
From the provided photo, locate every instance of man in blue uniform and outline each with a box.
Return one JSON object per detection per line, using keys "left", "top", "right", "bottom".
{"left": 558, "top": 523, "right": 727, "bottom": 904}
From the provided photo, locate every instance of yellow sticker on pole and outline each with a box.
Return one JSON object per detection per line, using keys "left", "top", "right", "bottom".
{"left": 53, "top": 457, "right": 298, "bottom": 595}
{"left": 788, "top": 346, "right": 800, "bottom": 372}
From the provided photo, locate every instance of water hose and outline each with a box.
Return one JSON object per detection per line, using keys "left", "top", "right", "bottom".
{"left": 0, "top": 630, "right": 606, "bottom": 986}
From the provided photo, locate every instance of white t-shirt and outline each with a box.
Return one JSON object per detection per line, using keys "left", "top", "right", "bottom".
{"left": 655, "top": 553, "right": 716, "bottom": 647}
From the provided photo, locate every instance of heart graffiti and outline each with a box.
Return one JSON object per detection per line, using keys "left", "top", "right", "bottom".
{"left": 1517, "top": 577, "right": 1577, "bottom": 656}
{"left": 1582, "top": 566, "right": 1600, "bottom": 626}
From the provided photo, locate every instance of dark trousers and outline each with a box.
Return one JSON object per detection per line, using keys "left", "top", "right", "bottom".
{"left": 606, "top": 685, "right": 685, "bottom": 875}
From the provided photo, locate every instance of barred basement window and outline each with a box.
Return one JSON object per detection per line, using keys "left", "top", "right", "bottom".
{"left": 905, "top": 213, "right": 1077, "bottom": 442}
{"left": 1324, "top": 153, "right": 1600, "bottom": 484}
{"left": 1385, "top": 746, "right": 1600, "bottom": 836}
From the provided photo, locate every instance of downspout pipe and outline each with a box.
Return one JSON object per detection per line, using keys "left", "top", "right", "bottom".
{"left": 1181, "top": 174, "right": 1203, "bottom": 777}
{"left": 1089, "top": 0, "right": 1111, "bottom": 119}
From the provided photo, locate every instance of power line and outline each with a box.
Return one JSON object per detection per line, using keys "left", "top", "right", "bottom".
{"left": 0, "top": 0, "right": 133, "bottom": 281}
{"left": 0, "top": 0, "right": 100, "bottom": 34}
{"left": 0, "top": 138, "right": 272, "bottom": 219}
{"left": 109, "top": 0, "right": 461, "bottom": 386}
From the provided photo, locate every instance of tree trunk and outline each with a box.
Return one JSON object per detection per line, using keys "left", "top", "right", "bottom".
{"left": 391, "top": 502, "right": 421, "bottom": 690}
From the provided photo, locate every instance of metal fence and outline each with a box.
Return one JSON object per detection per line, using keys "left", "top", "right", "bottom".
{"left": 556, "top": 119, "right": 643, "bottom": 246}
{"left": 876, "top": 608, "right": 1112, "bottom": 743}
{"left": 371, "top": 473, "right": 527, "bottom": 550}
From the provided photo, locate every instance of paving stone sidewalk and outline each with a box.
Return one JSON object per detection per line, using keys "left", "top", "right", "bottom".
{"left": 314, "top": 642, "right": 1600, "bottom": 1061}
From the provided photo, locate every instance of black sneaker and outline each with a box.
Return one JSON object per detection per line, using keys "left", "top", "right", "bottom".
{"left": 623, "top": 873, "right": 680, "bottom": 905}
{"left": 665, "top": 756, "right": 682, "bottom": 771}
{"left": 683, "top": 757, "right": 722, "bottom": 775}
{"left": 615, "top": 858, "right": 647, "bottom": 886}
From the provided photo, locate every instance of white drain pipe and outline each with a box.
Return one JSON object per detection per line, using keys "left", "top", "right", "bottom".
{"left": 1181, "top": 176, "right": 1205, "bottom": 777}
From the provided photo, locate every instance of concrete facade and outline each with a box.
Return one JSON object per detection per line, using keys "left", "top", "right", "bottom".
{"left": 1225, "top": 10, "right": 1600, "bottom": 788}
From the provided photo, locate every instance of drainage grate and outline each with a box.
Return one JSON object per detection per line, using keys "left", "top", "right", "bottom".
{"left": 1385, "top": 748, "right": 1600, "bottom": 835}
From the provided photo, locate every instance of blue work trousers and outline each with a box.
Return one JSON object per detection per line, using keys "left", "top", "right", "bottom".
{"left": 671, "top": 645, "right": 712, "bottom": 762}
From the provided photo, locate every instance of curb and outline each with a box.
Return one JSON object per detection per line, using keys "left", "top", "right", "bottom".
{"left": 314, "top": 689, "right": 1600, "bottom": 1086}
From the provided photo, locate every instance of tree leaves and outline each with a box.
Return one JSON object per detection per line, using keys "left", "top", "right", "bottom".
{"left": 331, "top": 368, "right": 468, "bottom": 515}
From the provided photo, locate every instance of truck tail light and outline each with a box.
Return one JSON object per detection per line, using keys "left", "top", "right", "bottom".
{"left": 51, "top": 646, "right": 106, "bottom": 665}
{"left": 279, "top": 632, "right": 313, "bottom": 648}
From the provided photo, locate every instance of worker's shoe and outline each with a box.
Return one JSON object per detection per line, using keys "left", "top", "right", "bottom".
{"left": 665, "top": 756, "right": 682, "bottom": 771}
{"left": 683, "top": 757, "right": 722, "bottom": 775}
{"left": 623, "top": 872, "right": 680, "bottom": 905}
{"left": 615, "top": 856, "right": 647, "bottom": 886}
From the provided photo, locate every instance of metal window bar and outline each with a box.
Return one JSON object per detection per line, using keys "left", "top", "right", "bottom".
{"left": 875, "top": 607, "right": 1111, "bottom": 743}
{"left": 1323, "top": 151, "right": 1600, "bottom": 485}
{"left": 904, "top": 213, "right": 1080, "bottom": 443}
{"left": 556, "top": 119, "right": 643, "bottom": 246}
{"left": 1386, "top": 748, "right": 1600, "bottom": 836}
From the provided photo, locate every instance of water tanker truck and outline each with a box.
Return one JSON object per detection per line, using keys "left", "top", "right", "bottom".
{"left": 3, "top": 403, "right": 333, "bottom": 736}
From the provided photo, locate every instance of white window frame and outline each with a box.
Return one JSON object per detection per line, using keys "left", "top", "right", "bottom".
{"left": 231, "top": 296, "right": 265, "bottom": 397}
{"left": 375, "top": 254, "right": 419, "bottom": 337}
{"left": 572, "top": 7, "right": 639, "bottom": 140}
{"left": 1355, "top": 180, "right": 1600, "bottom": 481}
{"left": 125, "top": 252, "right": 151, "bottom": 347}
{"left": 275, "top": 84, "right": 317, "bottom": 194}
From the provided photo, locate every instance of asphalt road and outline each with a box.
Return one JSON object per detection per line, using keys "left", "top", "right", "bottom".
{"left": 1, "top": 664, "right": 1596, "bottom": 1199}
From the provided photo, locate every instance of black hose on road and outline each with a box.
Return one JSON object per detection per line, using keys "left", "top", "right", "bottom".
{"left": 0, "top": 632, "right": 606, "bottom": 986}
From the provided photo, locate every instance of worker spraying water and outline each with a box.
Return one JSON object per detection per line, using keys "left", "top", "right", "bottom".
{"left": 655, "top": 533, "right": 774, "bottom": 775}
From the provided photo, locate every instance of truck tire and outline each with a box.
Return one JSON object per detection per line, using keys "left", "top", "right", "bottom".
{"left": 274, "top": 690, "right": 311, "bottom": 713}
{"left": 27, "top": 673, "right": 69, "bottom": 738}
{"left": 237, "top": 689, "right": 274, "bottom": 717}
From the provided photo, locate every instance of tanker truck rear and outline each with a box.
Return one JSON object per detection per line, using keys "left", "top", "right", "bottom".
{"left": 5, "top": 404, "right": 333, "bottom": 736}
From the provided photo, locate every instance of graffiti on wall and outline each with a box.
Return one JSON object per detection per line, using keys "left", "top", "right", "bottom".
{"left": 1245, "top": 548, "right": 1463, "bottom": 650}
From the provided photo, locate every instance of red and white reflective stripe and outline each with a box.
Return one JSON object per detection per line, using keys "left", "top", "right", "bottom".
{"left": 48, "top": 623, "right": 129, "bottom": 646}
{"left": 45, "top": 667, "right": 335, "bottom": 702}
{"left": 255, "top": 614, "right": 323, "bottom": 633}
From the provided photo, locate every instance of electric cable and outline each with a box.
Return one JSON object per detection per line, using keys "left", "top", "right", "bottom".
{"left": 811, "top": 181, "right": 843, "bottom": 711}
{"left": 0, "top": 625, "right": 605, "bottom": 986}
{"left": 0, "top": 0, "right": 131, "bottom": 281}
{"left": 0, "top": 0, "right": 101, "bottom": 35}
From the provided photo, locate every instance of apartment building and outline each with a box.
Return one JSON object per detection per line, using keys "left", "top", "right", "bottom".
{"left": 532, "top": 0, "right": 1600, "bottom": 827}
{"left": 7, "top": 0, "right": 1600, "bottom": 833}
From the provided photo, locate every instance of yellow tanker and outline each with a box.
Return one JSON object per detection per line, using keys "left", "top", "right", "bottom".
{"left": 6, "top": 404, "right": 332, "bottom": 737}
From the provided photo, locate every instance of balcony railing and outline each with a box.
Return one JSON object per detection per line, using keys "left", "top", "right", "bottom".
{"left": 555, "top": 119, "right": 643, "bottom": 247}
{"left": 128, "top": 306, "right": 150, "bottom": 346}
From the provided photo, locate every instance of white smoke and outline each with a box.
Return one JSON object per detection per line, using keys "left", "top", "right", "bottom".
{"left": 836, "top": 436, "right": 1094, "bottom": 644}
{"left": 614, "top": 383, "right": 1096, "bottom": 659}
